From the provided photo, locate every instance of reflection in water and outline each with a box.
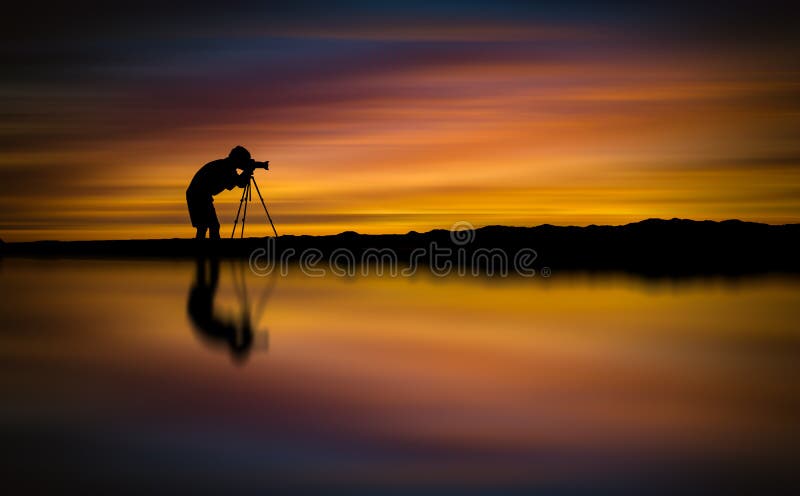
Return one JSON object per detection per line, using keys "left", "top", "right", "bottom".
{"left": 1, "top": 259, "right": 799, "bottom": 493}
{"left": 187, "top": 257, "right": 270, "bottom": 362}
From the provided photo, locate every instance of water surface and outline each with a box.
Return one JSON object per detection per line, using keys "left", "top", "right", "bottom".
{"left": 1, "top": 258, "right": 798, "bottom": 493}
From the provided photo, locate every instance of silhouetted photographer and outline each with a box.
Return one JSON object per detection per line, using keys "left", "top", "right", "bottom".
{"left": 186, "top": 146, "right": 269, "bottom": 239}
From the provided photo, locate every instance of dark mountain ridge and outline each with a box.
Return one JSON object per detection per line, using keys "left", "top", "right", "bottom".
{"left": 2, "top": 218, "right": 799, "bottom": 277}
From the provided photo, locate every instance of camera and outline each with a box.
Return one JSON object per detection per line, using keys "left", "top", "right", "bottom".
{"left": 245, "top": 159, "right": 269, "bottom": 172}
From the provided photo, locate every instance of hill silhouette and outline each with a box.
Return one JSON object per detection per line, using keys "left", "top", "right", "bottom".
{"left": 2, "top": 219, "right": 799, "bottom": 277}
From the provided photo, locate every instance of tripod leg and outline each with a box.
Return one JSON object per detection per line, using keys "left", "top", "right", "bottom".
{"left": 231, "top": 183, "right": 248, "bottom": 238}
{"left": 250, "top": 177, "right": 279, "bottom": 237}
{"left": 241, "top": 182, "right": 250, "bottom": 239}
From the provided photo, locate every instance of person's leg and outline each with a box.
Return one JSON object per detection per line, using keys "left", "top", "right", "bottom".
{"left": 188, "top": 192, "right": 211, "bottom": 240}
{"left": 208, "top": 202, "right": 221, "bottom": 239}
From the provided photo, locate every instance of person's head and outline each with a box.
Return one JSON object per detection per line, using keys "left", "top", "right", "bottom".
{"left": 228, "top": 145, "right": 252, "bottom": 167}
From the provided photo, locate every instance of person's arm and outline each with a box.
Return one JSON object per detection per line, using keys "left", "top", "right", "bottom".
{"left": 233, "top": 168, "right": 251, "bottom": 188}
{"left": 226, "top": 163, "right": 253, "bottom": 190}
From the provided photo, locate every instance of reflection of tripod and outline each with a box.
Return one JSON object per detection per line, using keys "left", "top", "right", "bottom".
{"left": 231, "top": 175, "right": 278, "bottom": 238}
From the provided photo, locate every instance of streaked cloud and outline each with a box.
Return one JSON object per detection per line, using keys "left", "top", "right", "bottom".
{"left": 1, "top": 2, "right": 798, "bottom": 240}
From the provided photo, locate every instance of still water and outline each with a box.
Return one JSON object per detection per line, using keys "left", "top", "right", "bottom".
{"left": 1, "top": 258, "right": 798, "bottom": 493}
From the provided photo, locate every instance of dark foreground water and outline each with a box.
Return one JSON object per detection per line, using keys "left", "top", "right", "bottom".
{"left": 1, "top": 258, "right": 799, "bottom": 494}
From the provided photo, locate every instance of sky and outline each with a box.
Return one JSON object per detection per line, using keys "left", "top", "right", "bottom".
{"left": 1, "top": 1, "right": 799, "bottom": 240}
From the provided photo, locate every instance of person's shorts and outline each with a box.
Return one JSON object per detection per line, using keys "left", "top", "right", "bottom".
{"left": 186, "top": 192, "right": 219, "bottom": 228}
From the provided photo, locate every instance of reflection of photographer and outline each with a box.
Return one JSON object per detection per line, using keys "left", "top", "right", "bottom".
{"left": 186, "top": 146, "right": 269, "bottom": 239}
{"left": 187, "top": 257, "right": 254, "bottom": 363}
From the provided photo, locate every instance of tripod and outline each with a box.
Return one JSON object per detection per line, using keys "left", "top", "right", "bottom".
{"left": 231, "top": 175, "right": 278, "bottom": 238}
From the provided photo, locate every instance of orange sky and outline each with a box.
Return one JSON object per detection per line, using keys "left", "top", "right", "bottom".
{"left": 1, "top": 3, "right": 799, "bottom": 240}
